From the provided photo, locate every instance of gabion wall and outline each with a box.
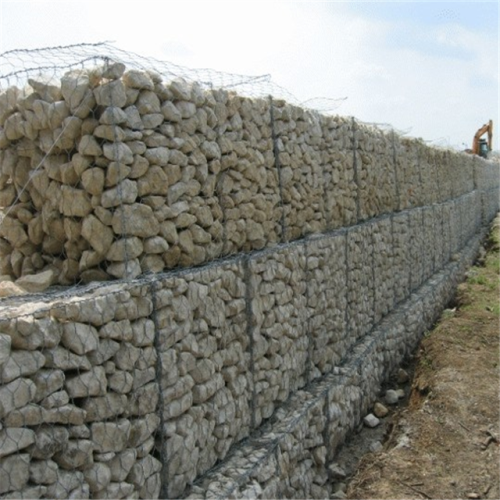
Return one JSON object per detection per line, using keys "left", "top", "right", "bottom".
{"left": 0, "top": 63, "right": 499, "bottom": 499}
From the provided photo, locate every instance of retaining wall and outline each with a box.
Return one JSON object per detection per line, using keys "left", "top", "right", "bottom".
{"left": 0, "top": 63, "right": 499, "bottom": 499}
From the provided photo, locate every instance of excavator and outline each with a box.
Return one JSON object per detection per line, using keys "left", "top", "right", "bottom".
{"left": 465, "top": 120, "right": 493, "bottom": 158}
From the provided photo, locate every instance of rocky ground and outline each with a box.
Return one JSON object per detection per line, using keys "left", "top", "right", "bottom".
{"left": 329, "top": 214, "right": 499, "bottom": 500}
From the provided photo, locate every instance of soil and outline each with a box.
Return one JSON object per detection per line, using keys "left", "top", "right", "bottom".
{"left": 334, "top": 215, "right": 500, "bottom": 500}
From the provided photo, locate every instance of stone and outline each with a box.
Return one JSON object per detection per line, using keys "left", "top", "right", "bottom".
{"left": 31, "top": 426, "right": 69, "bottom": 459}
{"left": 62, "top": 322, "right": 99, "bottom": 355}
{"left": 329, "top": 463, "right": 347, "bottom": 480}
{"left": 373, "top": 402, "right": 389, "bottom": 418}
{"left": 128, "top": 382, "right": 159, "bottom": 416}
{"left": 15, "top": 269, "right": 56, "bottom": 293}
{"left": 369, "top": 441, "right": 384, "bottom": 452}
{"left": 84, "top": 462, "right": 112, "bottom": 493}
{"left": 102, "top": 62, "right": 126, "bottom": 79}
{"left": 82, "top": 393, "right": 128, "bottom": 422}
{"left": 396, "top": 388, "right": 405, "bottom": 399}
{"left": 137, "top": 166, "right": 169, "bottom": 196}
{"left": 107, "top": 237, "right": 143, "bottom": 261}
{"left": 66, "top": 366, "right": 107, "bottom": 398}
{"left": 0, "top": 281, "right": 27, "bottom": 298}
{"left": 81, "top": 214, "right": 114, "bottom": 255}
{"left": 94, "top": 80, "right": 127, "bottom": 107}
{"left": 54, "top": 439, "right": 93, "bottom": 470}
{"left": 101, "top": 179, "right": 138, "bottom": 208}
{"left": 29, "top": 459, "right": 58, "bottom": 484}
{"left": 28, "top": 75, "right": 62, "bottom": 102}
{"left": 106, "top": 162, "right": 131, "bottom": 187}
{"left": 123, "top": 70, "right": 154, "bottom": 90}
{"left": 94, "top": 124, "right": 126, "bottom": 142}
{"left": 91, "top": 420, "right": 132, "bottom": 453}
{"left": 92, "top": 481, "right": 134, "bottom": 499}
{"left": 32, "top": 369, "right": 65, "bottom": 401}
{"left": 61, "top": 71, "right": 90, "bottom": 109}
{"left": 0, "top": 453, "right": 30, "bottom": 494}
{"left": 397, "top": 368, "right": 409, "bottom": 384}
{"left": 144, "top": 147, "right": 170, "bottom": 166}
{"left": 114, "top": 342, "right": 141, "bottom": 370}
{"left": 0, "top": 350, "right": 45, "bottom": 383}
{"left": 108, "top": 449, "right": 137, "bottom": 482}
{"left": 363, "top": 413, "right": 380, "bottom": 428}
{"left": 0, "top": 333, "right": 11, "bottom": 367}
{"left": 136, "top": 90, "right": 161, "bottom": 114}
{"left": 0, "top": 428, "right": 35, "bottom": 458}
{"left": 46, "top": 469, "right": 84, "bottom": 499}
{"left": 161, "top": 101, "right": 182, "bottom": 122}
{"left": 112, "top": 203, "right": 160, "bottom": 237}
{"left": 44, "top": 347, "right": 91, "bottom": 371}
{"left": 0, "top": 377, "right": 37, "bottom": 418}
{"left": 40, "top": 390, "right": 70, "bottom": 409}
{"left": 60, "top": 186, "right": 92, "bottom": 217}
{"left": 127, "top": 413, "right": 160, "bottom": 447}
{"left": 69, "top": 425, "right": 91, "bottom": 439}
{"left": 124, "top": 106, "right": 143, "bottom": 130}
{"left": 103, "top": 142, "right": 134, "bottom": 164}
{"left": 108, "top": 370, "right": 134, "bottom": 393}
{"left": 385, "top": 389, "right": 399, "bottom": 405}
{"left": 126, "top": 455, "right": 162, "bottom": 487}
{"left": 43, "top": 405, "right": 86, "bottom": 425}
{"left": 131, "top": 319, "right": 155, "bottom": 347}
{"left": 78, "top": 134, "right": 103, "bottom": 156}
{"left": 100, "top": 106, "right": 128, "bottom": 125}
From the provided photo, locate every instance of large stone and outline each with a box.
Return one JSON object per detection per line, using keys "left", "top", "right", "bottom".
{"left": 100, "top": 106, "right": 128, "bottom": 125}
{"left": 0, "top": 333, "right": 11, "bottom": 367}
{"left": 28, "top": 75, "right": 62, "bottom": 102}
{"left": 0, "top": 281, "right": 26, "bottom": 298}
{"left": 0, "top": 377, "right": 37, "bottom": 418}
{"left": 0, "top": 350, "right": 46, "bottom": 383}
{"left": 53, "top": 439, "right": 93, "bottom": 470}
{"left": 32, "top": 369, "right": 65, "bottom": 402}
{"left": 144, "top": 147, "right": 170, "bottom": 166}
{"left": 128, "top": 382, "right": 159, "bottom": 416}
{"left": 107, "top": 448, "right": 137, "bottom": 482}
{"left": 15, "top": 269, "right": 56, "bottom": 293}
{"left": 29, "top": 459, "right": 58, "bottom": 484}
{"left": 126, "top": 455, "right": 162, "bottom": 487}
{"left": 93, "top": 481, "right": 134, "bottom": 499}
{"left": 94, "top": 80, "right": 127, "bottom": 107}
{"left": 31, "top": 426, "right": 69, "bottom": 459}
{"left": 103, "top": 142, "right": 134, "bottom": 164}
{"left": 108, "top": 371, "right": 133, "bottom": 394}
{"left": 131, "top": 319, "right": 155, "bottom": 347}
{"left": 0, "top": 428, "right": 35, "bottom": 458}
{"left": 62, "top": 322, "right": 99, "bottom": 355}
{"left": 60, "top": 186, "right": 92, "bottom": 217}
{"left": 107, "top": 237, "right": 143, "bottom": 261}
{"left": 82, "top": 393, "right": 128, "bottom": 422}
{"left": 112, "top": 203, "right": 160, "bottom": 237}
{"left": 83, "top": 462, "right": 112, "bottom": 493}
{"left": 123, "top": 70, "right": 154, "bottom": 90}
{"left": 46, "top": 469, "right": 85, "bottom": 499}
{"left": 65, "top": 366, "right": 107, "bottom": 398}
{"left": 137, "top": 166, "right": 169, "bottom": 196}
{"left": 127, "top": 413, "right": 160, "bottom": 447}
{"left": 78, "top": 134, "right": 103, "bottom": 156}
{"left": 0, "top": 453, "right": 30, "bottom": 494}
{"left": 44, "top": 347, "right": 91, "bottom": 371}
{"left": 61, "top": 71, "right": 90, "bottom": 109}
{"left": 101, "top": 179, "right": 138, "bottom": 208}
{"left": 40, "top": 389, "right": 70, "bottom": 409}
{"left": 81, "top": 214, "right": 114, "bottom": 255}
{"left": 91, "top": 420, "right": 131, "bottom": 453}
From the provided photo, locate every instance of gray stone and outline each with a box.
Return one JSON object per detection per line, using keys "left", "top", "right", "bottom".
{"left": 363, "top": 413, "right": 380, "bottom": 428}
{"left": 32, "top": 369, "right": 65, "bottom": 401}
{"left": 53, "top": 439, "right": 93, "bottom": 470}
{"left": 369, "top": 441, "right": 384, "bottom": 452}
{"left": 0, "top": 428, "right": 35, "bottom": 458}
{"left": 131, "top": 319, "right": 155, "bottom": 347}
{"left": 88, "top": 339, "right": 120, "bottom": 365}
{"left": 396, "top": 388, "right": 406, "bottom": 399}
{"left": 43, "top": 404, "right": 86, "bottom": 425}
{"left": 99, "top": 320, "right": 133, "bottom": 342}
{"left": 91, "top": 420, "right": 131, "bottom": 453}
{"left": 92, "top": 481, "right": 135, "bottom": 499}
{"left": 123, "top": 70, "right": 154, "bottom": 90}
{"left": 29, "top": 459, "right": 58, "bottom": 484}
{"left": 15, "top": 269, "right": 56, "bottom": 293}
{"left": 101, "top": 179, "right": 138, "bottom": 208}
{"left": 78, "top": 134, "right": 103, "bottom": 156}
{"left": 100, "top": 106, "right": 128, "bottom": 125}
{"left": 83, "top": 462, "right": 112, "bottom": 493}
{"left": 126, "top": 455, "right": 162, "bottom": 487}
{"left": 40, "top": 389, "right": 70, "bottom": 409}
{"left": 82, "top": 393, "right": 128, "bottom": 422}
{"left": 112, "top": 203, "right": 160, "bottom": 237}
{"left": 144, "top": 147, "right": 170, "bottom": 166}
{"left": 127, "top": 413, "right": 160, "bottom": 447}
{"left": 44, "top": 347, "right": 91, "bottom": 371}
{"left": 103, "top": 142, "right": 134, "bottom": 164}
{"left": 108, "top": 448, "right": 137, "bottom": 482}
{"left": 0, "top": 333, "right": 11, "bottom": 366}
{"left": 0, "top": 350, "right": 45, "bottom": 383}
{"left": 385, "top": 389, "right": 399, "bottom": 405}
{"left": 0, "top": 377, "right": 37, "bottom": 418}
{"left": 31, "top": 426, "right": 69, "bottom": 459}
{"left": 108, "top": 370, "right": 134, "bottom": 394}
{"left": 397, "top": 368, "right": 409, "bottom": 384}
{"left": 46, "top": 469, "right": 84, "bottom": 499}
{"left": 107, "top": 237, "right": 143, "bottom": 261}
{"left": 81, "top": 214, "right": 114, "bottom": 255}
{"left": 128, "top": 382, "right": 159, "bottom": 416}
{"left": 66, "top": 366, "right": 107, "bottom": 398}
{"left": 62, "top": 322, "right": 99, "bottom": 355}
{"left": 94, "top": 80, "right": 127, "bottom": 107}
{"left": 0, "top": 453, "right": 30, "bottom": 494}
{"left": 114, "top": 342, "right": 141, "bottom": 370}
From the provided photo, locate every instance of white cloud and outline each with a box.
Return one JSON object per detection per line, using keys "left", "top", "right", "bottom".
{"left": 0, "top": 0, "right": 497, "bottom": 149}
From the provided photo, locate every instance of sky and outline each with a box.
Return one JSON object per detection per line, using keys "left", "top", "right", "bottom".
{"left": 0, "top": 0, "right": 498, "bottom": 150}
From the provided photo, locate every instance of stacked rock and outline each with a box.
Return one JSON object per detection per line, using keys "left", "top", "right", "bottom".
{"left": 0, "top": 284, "right": 162, "bottom": 499}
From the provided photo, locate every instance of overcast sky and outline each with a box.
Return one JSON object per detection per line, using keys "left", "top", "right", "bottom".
{"left": 0, "top": 0, "right": 498, "bottom": 150}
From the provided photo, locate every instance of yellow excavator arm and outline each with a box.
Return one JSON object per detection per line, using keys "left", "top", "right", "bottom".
{"left": 469, "top": 120, "right": 493, "bottom": 157}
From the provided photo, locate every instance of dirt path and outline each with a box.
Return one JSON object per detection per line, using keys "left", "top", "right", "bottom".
{"left": 345, "top": 216, "right": 500, "bottom": 500}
